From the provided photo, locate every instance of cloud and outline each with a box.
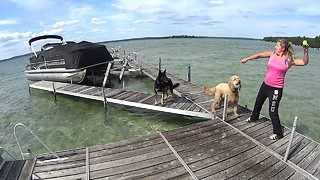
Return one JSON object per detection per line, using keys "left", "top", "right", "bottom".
{"left": 91, "top": 29, "right": 106, "bottom": 33}
{"left": 136, "top": 8, "right": 164, "bottom": 14}
{"left": 134, "top": 19, "right": 155, "bottom": 24}
{"left": 91, "top": 18, "right": 106, "bottom": 24}
{"left": 296, "top": 6, "right": 320, "bottom": 16}
{"left": 209, "top": 0, "right": 224, "bottom": 5}
{"left": 0, "top": 32, "right": 34, "bottom": 48}
{"left": 8, "top": 0, "right": 54, "bottom": 11}
{"left": 51, "top": 20, "right": 80, "bottom": 29}
{"left": 117, "top": 28, "right": 136, "bottom": 34}
{"left": 70, "top": 6, "right": 93, "bottom": 14}
{"left": 200, "top": 20, "right": 223, "bottom": 26}
{"left": 39, "top": 28, "right": 64, "bottom": 36}
{"left": 69, "top": 6, "right": 94, "bottom": 20}
{"left": 0, "top": 18, "right": 20, "bottom": 25}
{"left": 169, "top": 18, "right": 186, "bottom": 25}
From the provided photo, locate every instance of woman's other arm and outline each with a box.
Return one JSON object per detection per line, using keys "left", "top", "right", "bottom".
{"left": 241, "top": 50, "right": 273, "bottom": 64}
{"left": 291, "top": 46, "right": 309, "bottom": 66}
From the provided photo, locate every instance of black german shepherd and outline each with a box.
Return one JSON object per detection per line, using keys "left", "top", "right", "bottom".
{"left": 154, "top": 69, "right": 180, "bottom": 104}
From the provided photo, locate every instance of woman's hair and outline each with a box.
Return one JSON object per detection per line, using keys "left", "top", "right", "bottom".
{"left": 277, "top": 38, "right": 295, "bottom": 64}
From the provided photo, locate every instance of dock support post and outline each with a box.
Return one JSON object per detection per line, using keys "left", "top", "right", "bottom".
{"left": 102, "top": 62, "right": 112, "bottom": 120}
{"left": 133, "top": 52, "right": 137, "bottom": 60}
{"left": 158, "top": 58, "right": 161, "bottom": 70}
{"left": 102, "top": 87, "right": 108, "bottom": 114}
{"left": 187, "top": 65, "right": 191, "bottom": 82}
{"left": 222, "top": 94, "right": 228, "bottom": 121}
{"left": 102, "top": 62, "right": 113, "bottom": 87}
{"left": 52, "top": 82, "right": 57, "bottom": 103}
{"left": 119, "top": 59, "right": 128, "bottom": 81}
{"left": 122, "top": 81, "right": 125, "bottom": 90}
{"left": 284, "top": 116, "right": 298, "bottom": 162}
{"left": 91, "top": 70, "right": 96, "bottom": 86}
{"left": 27, "top": 81, "right": 31, "bottom": 95}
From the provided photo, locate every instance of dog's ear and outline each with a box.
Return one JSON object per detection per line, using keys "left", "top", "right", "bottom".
{"left": 158, "top": 69, "right": 162, "bottom": 76}
{"left": 228, "top": 78, "right": 235, "bottom": 92}
{"left": 163, "top": 69, "right": 166, "bottom": 75}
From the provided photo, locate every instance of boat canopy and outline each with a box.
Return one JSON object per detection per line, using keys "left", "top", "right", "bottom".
{"left": 29, "top": 41, "right": 113, "bottom": 69}
{"left": 28, "top": 35, "right": 64, "bottom": 45}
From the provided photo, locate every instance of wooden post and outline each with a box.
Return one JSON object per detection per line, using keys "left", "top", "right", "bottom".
{"left": 187, "top": 65, "right": 191, "bottom": 82}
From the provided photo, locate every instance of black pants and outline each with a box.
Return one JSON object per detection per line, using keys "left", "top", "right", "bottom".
{"left": 250, "top": 81, "right": 284, "bottom": 137}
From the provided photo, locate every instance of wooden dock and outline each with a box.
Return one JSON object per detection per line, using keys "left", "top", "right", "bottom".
{"left": 29, "top": 80, "right": 212, "bottom": 119}
{"left": 28, "top": 53, "right": 320, "bottom": 179}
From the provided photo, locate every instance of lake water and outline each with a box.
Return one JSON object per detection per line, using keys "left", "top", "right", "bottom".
{"left": 1, "top": 38, "right": 319, "bottom": 157}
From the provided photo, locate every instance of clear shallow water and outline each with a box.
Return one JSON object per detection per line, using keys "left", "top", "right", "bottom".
{"left": 1, "top": 38, "right": 319, "bottom": 157}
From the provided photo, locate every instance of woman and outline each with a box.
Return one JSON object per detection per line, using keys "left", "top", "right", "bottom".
{"left": 241, "top": 39, "right": 309, "bottom": 140}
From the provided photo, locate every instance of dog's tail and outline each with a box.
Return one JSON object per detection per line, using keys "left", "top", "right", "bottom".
{"left": 203, "top": 85, "right": 216, "bottom": 95}
{"left": 173, "top": 83, "right": 180, "bottom": 89}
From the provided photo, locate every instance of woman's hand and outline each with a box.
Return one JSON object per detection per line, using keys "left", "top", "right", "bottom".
{"left": 303, "top": 45, "right": 309, "bottom": 53}
{"left": 241, "top": 58, "right": 249, "bottom": 64}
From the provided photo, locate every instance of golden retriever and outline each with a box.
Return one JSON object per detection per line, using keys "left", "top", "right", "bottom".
{"left": 203, "top": 75, "right": 241, "bottom": 118}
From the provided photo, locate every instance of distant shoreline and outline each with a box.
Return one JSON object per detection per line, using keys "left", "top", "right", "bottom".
{"left": 99, "top": 35, "right": 260, "bottom": 44}
{"left": 0, "top": 53, "right": 29, "bottom": 62}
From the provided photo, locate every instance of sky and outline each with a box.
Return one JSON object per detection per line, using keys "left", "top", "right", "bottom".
{"left": 0, "top": 0, "right": 319, "bottom": 60}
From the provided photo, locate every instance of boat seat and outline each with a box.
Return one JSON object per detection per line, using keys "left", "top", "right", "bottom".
{"left": 0, "top": 148, "right": 36, "bottom": 180}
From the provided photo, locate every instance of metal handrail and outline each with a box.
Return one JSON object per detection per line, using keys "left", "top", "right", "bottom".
{"left": 158, "top": 132, "right": 199, "bottom": 180}
{"left": 222, "top": 94, "right": 228, "bottom": 121}
{"left": 284, "top": 116, "right": 299, "bottom": 162}
{"left": 13, "top": 123, "right": 60, "bottom": 160}
{"left": 0, "top": 147, "right": 18, "bottom": 160}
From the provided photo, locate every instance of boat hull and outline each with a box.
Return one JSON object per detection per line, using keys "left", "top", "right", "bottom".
{"left": 25, "top": 69, "right": 86, "bottom": 84}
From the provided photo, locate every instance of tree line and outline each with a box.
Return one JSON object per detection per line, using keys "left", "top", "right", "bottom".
{"left": 263, "top": 36, "right": 320, "bottom": 49}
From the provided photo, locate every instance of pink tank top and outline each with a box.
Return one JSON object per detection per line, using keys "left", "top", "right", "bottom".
{"left": 264, "top": 53, "right": 289, "bottom": 88}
